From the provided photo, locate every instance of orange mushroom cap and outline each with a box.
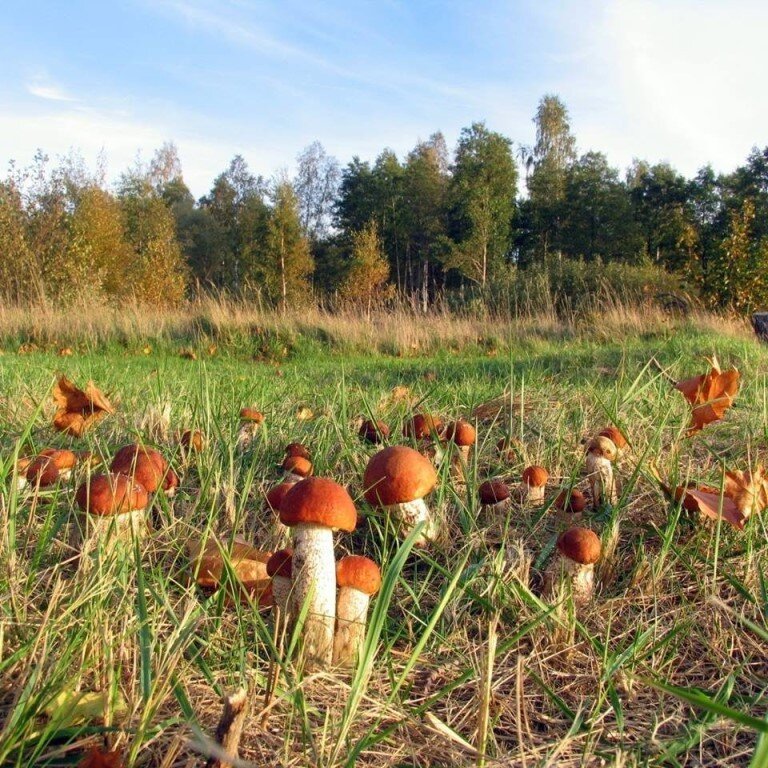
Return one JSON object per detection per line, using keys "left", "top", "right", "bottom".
{"left": 279, "top": 477, "right": 357, "bottom": 532}
{"left": 444, "top": 420, "right": 476, "bottom": 447}
{"left": 284, "top": 442, "right": 311, "bottom": 460}
{"left": 75, "top": 473, "right": 149, "bottom": 516}
{"left": 359, "top": 419, "right": 390, "bottom": 444}
{"left": 282, "top": 455, "right": 312, "bottom": 478}
{"left": 336, "top": 555, "right": 381, "bottom": 595}
{"left": 554, "top": 488, "right": 587, "bottom": 514}
{"left": 557, "top": 527, "right": 601, "bottom": 564}
{"left": 264, "top": 481, "right": 297, "bottom": 512}
{"left": 598, "top": 426, "right": 627, "bottom": 450}
{"left": 363, "top": 445, "right": 437, "bottom": 506}
{"left": 239, "top": 407, "right": 264, "bottom": 423}
{"left": 110, "top": 445, "right": 172, "bottom": 494}
{"left": 403, "top": 413, "right": 442, "bottom": 440}
{"left": 522, "top": 465, "right": 549, "bottom": 488}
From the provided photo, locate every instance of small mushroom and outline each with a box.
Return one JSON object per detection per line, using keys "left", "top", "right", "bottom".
{"left": 443, "top": 420, "right": 476, "bottom": 479}
{"left": 282, "top": 455, "right": 312, "bottom": 484}
{"left": 363, "top": 445, "right": 438, "bottom": 546}
{"left": 237, "top": 407, "right": 264, "bottom": 451}
{"left": 478, "top": 479, "right": 511, "bottom": 515}
{"left": 279, "top": 478, "right": 357, "bottom": 668}
{"left": 547, "top": 527, "right": 602, "bottom": 605}
{"left": 75, "top": 472, "right": 149, "bottom": 546}
{"left": 266, "top": 548, "right": 293, "bottom": 629}
{"left": 585, "top": 437, "right": 618, "bottom": 507}
{"left": 284, "top": 442, "right": 311, "bottom": 460}
{"left": 333, "top": 555, "right": 382, "bottom": 668}
{"left": 359, "top": 419, "right": 390, "bottom": 445}
{"left": 25, "top": 449, "right": 78, "bottom": 489}
{"left": 554, "top": 488, "right": 587, "bottom": 523}
{"left": 521, "top": 465, "right": 549, "bottom": 505}
{"left": 598, "top": 426, "right": 628, "bottom": 456}
{"left": 180, "top": 429, "right": 205, "bottom": 454}
{"left": 403, "top": 413, "right": 444, "bottom": 464}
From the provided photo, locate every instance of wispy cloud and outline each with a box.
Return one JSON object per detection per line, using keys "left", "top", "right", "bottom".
{"left": 26, "top": 77, "right": 77, "bottom": 103}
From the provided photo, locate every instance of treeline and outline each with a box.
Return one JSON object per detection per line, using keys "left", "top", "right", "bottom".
{"left": 2, "top": 95, "right": 768, "bottom": 312}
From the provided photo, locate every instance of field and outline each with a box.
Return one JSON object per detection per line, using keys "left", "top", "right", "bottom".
{"left": 0, "top": 305, "right": 767, "bottom": 767}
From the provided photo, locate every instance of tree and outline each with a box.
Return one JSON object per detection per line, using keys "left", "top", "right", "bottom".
{"left": 339, "top": 221, "right": 391, "bottom": 314}
{"left": 117, "top": 170, "right": 187, "bottom": 306}
{"left": 294, "top": 141, "right": 340, "bottom": 240}
{"left": 559, "top": 152, "right": 642, "bottom": 262}
{"left": 264, "top": 180, "right": 313, "bottom": 310}
{"left": 0, "top": 178, "right": 36, "bottom": 302}
{"left": 448, "top": 122, "right": 517, "bottom": 285}
{"left": 527, "top": 95, "right": 577, "bottom": 258}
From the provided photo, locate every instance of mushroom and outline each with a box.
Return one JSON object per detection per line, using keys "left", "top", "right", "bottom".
{"left": 284, "top": 442, "right": 311, "bottom": 460}
{"left": 237, "top": 407, "right": 264, "bottom": 451}
{"left": 363, "top": 445, "right": 438, "bottom": 546}
{"left": 180, "top": 429, "right": 205, "bottom": 454}
{"left": 264, "top": 481, "right": 296, "bottom": 546}
{"left": 110, "top": 444, "right": 178, "bottom": 497}
{"left": 279, "top": 477, "right": 357, "bottom": 668}
{"left": 521, "top": 465, "right": 549, "bottom": 505}
{"left": 548, "top": 527, "right": 602, "bottom": 605}
{"left": 282, "top": 455, "right": 312, "bottom": 484}
{"left": 25, "top": 448, "right": 78, "bottom": 489}
{"left": 403, "top": 413, "right": 444, "bottom": 464}
{"left": 554, "top": 488, "right": 587, "bottom": 523}
{"left": 478, "top": 479, "right": 511, "bottom": 515}
{"left": 75, "top": 472, "right": 149, "bottom": 545}
{"left": 585, "top": 437, "right": 618, "bottom": 507}
{"left": 266, "top": 548, "right": 293, "bottom": 629}
{"left": 598, "top": 426, "right": 628, "bottom": 456}
{"left": 333, "top": 555, "right": 382, "bottom": 668}
{"left": 359, "top": 419, "right": 390, "bottom": 445}
{"left": 443, "top": 420, "right": 476, "bottom": 479}
{"left": 497, "top": 437, "right": 520, "bottom": 463}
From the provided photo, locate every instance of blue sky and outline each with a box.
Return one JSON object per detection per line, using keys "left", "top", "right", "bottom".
{"left": 2, "top": 0, "right": 766, "bottom": 196}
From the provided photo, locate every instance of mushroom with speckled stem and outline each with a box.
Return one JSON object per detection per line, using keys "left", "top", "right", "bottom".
{"left": 478, "top": 479, "right": 511, "bottom": 515}
{"left": 266, "top": 548, "right": 293, "bottom": 629}
{"left": 585, "top": 436, "right": 618, "bottom": 507}
{"left": 548, "top": 527, "right": 602, "bottom": 605}
{"left": 333, "top": 555, "right": 381, "bottom": 668}
{"left": 75, "top": 472, "right": 149, "bottom": 546}
{"left": 554, "top": 488, "right": 587, "bottom": 524}
{"left": 522, "top": 465, "right": 549, "bottom": 505}
{"left": 237, "top": 407, "right": 264, "bottom": 451}
{"left": 443, "top": 420, "right": 476, "bottom": 479}
{"left": 282, "top": 455, "right": 312, "bottom": 484}
{"left": 279, "top": 478, "right": 357, "bottom": 668}
{"left": 23, "top": 449, "right": 78, "bottom": 490}
{"left": 363, "top": 446, "right": 438, "bottom": 546}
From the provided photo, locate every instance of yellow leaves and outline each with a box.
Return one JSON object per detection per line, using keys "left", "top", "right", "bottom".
{"left": 52, "top": 376, "right": 114, "bottom": 437}
{"left": 674, "top": 355, "right": 739, "bottom": 434}
{"left": 44, "top": 687, "right": 127, "bottom": 727}
{"left": 295, "top": 406, "right": 314, "bottom": 421}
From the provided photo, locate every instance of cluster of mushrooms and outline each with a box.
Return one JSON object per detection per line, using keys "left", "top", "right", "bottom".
{"left": 14, "top": 400, "right": 629, "bottom": 671}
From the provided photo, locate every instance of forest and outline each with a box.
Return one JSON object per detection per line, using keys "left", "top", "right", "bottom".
{"left": 2, "top": 95, "right": 768, "bottom": 314}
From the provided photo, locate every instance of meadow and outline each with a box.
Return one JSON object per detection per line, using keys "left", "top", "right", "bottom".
{"left": 0, "top": 301, "right": 766, "bottom": 767}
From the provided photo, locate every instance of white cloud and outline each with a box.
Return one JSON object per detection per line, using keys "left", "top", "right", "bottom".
{"left": 26, "top": 78, "right": 77, "bottom": 103}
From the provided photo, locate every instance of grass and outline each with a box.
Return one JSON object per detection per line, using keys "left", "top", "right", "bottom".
{"left": 0, "top": 305, "right": 767, "bottom": 766}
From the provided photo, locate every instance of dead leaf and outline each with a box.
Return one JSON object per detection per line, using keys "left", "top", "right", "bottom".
{"left": 45, "top": 687, "right": 127, "bottom": 726}
{"left": 674, "top": 355, "right": 740, "bottom": 434}
{"left": 77, "top": 747, "right": 124, "bottom": 768}
{"left": 472, "top": 392, "right": 536, "bottom": 422}
{"left": 295, "top": 406, "right": 314, "bottom": 421}
{"left": 188, "top": 536, "right": 271, "bottom": 590}
{"left": 53, "top": 376, "right": 115, "bottom": 437}
{"left": 653, "top": 462, "right": 768, "bottom": 530}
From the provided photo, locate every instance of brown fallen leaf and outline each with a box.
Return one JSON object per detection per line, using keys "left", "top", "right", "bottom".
{"left": 77, "top": 747, "right": 124, "bottom": 768}
{"left": 472, "top": 391, "right": 537, "bottom": 422}
{"left": 653, "top": 463, "right": 768, "bottom": 530}
{"left": 188, "top": 536, "right": 271, "bottom": 591}
{"left": 674, "top": 355, "right": 740, "bottom": 434}
{"left": 53, "top": 376, "right": 115, "bottom": 437}
{"left": 295, "top": 406, "right": 314, "bottom": 421}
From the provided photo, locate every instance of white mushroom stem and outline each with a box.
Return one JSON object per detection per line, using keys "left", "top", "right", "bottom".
{"left": 525, "top": 484, "right": 545, "bottom": 505}
{"left": 384, "top": 499, "right": 435, "bottom": 547}
{"left": 290, "top": 524, "right": 336, "bottom": 667}
{"left": 283, "top": 471, "right": 305, "bottom": 484}
{"left": 79, "top": 508, "right": 148, "bottom": 547}
{"left": 586, "top": 453, "right": 617, "bottom": 506}
{"left": 236, "top": 423, "right": 259, "bottom": 451}
{"left": 333, "top": 586, "right": 371, "bottom": 668}
{"left": 271, "top": 574, "right": 292, "bottom": 631}
{"left": 481, "top": 498, "right": 512, "bottom": 520}
{"left": 557, "top": 555, "right": 596, "bottom": 605}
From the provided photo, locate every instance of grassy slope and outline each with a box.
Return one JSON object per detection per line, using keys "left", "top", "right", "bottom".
{"left": 0, "top": 321, "right": 767, "bottom": 767}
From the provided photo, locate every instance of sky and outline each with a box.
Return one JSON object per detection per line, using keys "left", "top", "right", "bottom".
{"left": 1, "top": 0, "right": 767, "bottom": 197}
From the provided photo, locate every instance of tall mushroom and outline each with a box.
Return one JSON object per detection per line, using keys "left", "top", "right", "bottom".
{"left": 548, "top": 527, "right": 602, "bottom": 605}
{"left": 75, "top": 472, "right": 149, "bottom": 546}
{"left": 279, "top": 478, "right": 357, "bottom": 668}
{"left": 333, "top": 555, "right": 381, "bottom": 669}
{"left": 237, "top": 407, "right": 264, "bottom": 451}
{"left": 443, "top": 420, "right": 476, "bottom": 480}
{"left": 585, "top": 437, "right": 618, "bottom": 507}
{"left": 521, "top": 465, "right": 549, "bottom": 505}
{"left": 363, "top": 445, "right": 438, "bottom": 546}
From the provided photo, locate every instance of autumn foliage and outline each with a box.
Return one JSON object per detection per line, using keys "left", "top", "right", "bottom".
{"left": 674, "top": 356, "right": 740, "bottom": 433}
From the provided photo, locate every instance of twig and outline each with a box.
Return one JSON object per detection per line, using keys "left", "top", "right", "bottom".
{"left": 204, "top": 688, "right": 249, "bottom": 768}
